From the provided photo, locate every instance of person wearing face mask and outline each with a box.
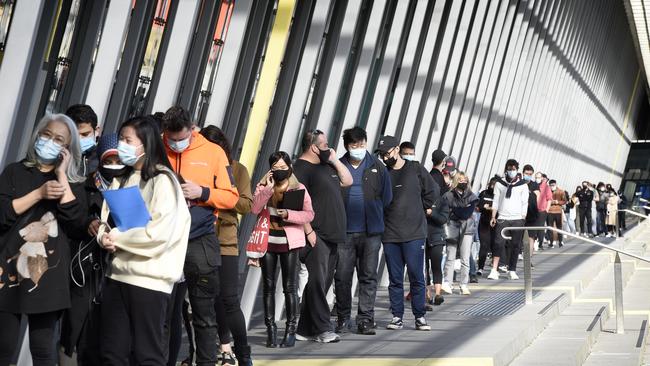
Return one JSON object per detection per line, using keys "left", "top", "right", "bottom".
{"left": 96, "top": 116, "right": 190, "bottom": 365}
{"left": 547, "top": 180, "right": 567, "bottom": 247}
{"left": 441, "top": 172, "right": 479, "bottom": 296}
{"left": 490, "top": 159, "right": 529, "bottom": 280}
{"left": 161, "top": 106, "right": 240, "bottom": 366}
{"left": 66, "top": 104, "right": 100, "bottom": 177}
{"left": 595, "top": 182, "right": 609, "bottom": 237}
{"left": 605, "top": 187, "right": 619, "bottom": 238}
{"left": 576, "top": 181, "right": 595, "bottom": 237}
{"left": 375, "top": 136, "right": 436, "bottom": 331}
{"left": 334, "top": 127, "right": 392, "bottom": 335}
{"left": 399, "top": 141, "right": 417, "bottom": 162}
{"left": 532, "top": 172, "right": 553, "bottom": 250}
{"left": 293, "top": 129, "right": 352, "bottom": 344}
{"left": 0, "top": 114, "right": 87, "bottom": 365}
{"left": 250, "top": 152, "right": 314, "bottom": 348}
{"left": 430, "top": 149, "right": 449, "bottom": 195}
{"left": 477, "top": 177, "right": 498, "bottom": 277}
{"left": 61, "top": 132, "right": 127, "bottom": 365}
{"left": 520, "top": 165, "right": 540, "bottom": 258}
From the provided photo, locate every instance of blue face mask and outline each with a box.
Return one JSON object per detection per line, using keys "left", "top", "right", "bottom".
{"left": 507, "top": 170, "right": 518, "bottom": 179}
{"left": 523, "top": 175, "right": 532, "bottom": 182}
{"left": 118, "top": 141, "right": 143, "bottom": 166}
{"left": 34, "top": 137, "right": 63, "bottom": 164}
{"left": 79, "top": 136, "right": 96, "bottom": 153}
{"left": 402, "top": 154, "right": 416, "bottom": 161}
{"left": 168, "top": 137, "right": 191, "bottom": 153}
{"left": 349, "top": 148, "right": 366, "bottom": 161}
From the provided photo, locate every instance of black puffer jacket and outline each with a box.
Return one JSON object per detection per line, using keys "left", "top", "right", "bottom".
{"left": 443, "top": 188, "right": 479, "bottom": 237}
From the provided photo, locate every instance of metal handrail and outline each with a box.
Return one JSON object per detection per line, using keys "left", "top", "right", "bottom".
{"left": 625, "top": 208, "right": 650, "bottom": 219}
{"left": 501, "top": 225, "right": 650, "bottom": 335}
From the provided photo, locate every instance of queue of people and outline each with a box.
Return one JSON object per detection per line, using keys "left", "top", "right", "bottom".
{"left": 0, "top": 104, "right": 629, "bottom": 366}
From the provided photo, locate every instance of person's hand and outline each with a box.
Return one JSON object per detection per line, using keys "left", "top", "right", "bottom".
{"left": 55, "top": 148, "right": 71, "bottom": 177}
{"left": 100, "top": 232, "right": 117, "bottom": 253}
{"left": 426, "top": 208, "right": 432, "bottom": 216}
{"left": 87, "top": 219, "right": 100, "bottom": 237}
{"left": 247, "top": 258, "right": 260, "bottom": 267}
{"left": 490, "top": 218, "right": 497, "bottom": 227}
{"left": 181, "top": 180, "right": 203, "bottom": 200}
{"left": 39, "top": 180, "right": 66, "bottom": 200}
{"left": 328, "top": 148, "right": 338, "bottom": 164}
{"left": 277, "top": 209, "right": 288, "bottom": 219}
{"left": 307, "top": 231, "right": 317, "bottom": 247}
{"left": 265, "top": 170, "right": 274, "bottom": 187}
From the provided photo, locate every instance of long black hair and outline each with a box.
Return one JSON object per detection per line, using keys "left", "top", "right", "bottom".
{"left": 200, "top": 125, "right": 233, "bottom": 164}
{"left": 119, "top": 116, "right": 173, "bottom": 182}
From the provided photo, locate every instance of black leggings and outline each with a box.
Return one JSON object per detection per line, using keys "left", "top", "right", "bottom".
{"left": 0, "top": 311, "right": 61, "bottom": 366}
{"left": 214, "top": 255, "right": 249, "bottom": 348}
{"left": 477, "top": 224, "right": 496, "bottom": 270}
{"left": 260, "top": 249, "right": 300, "bottom": 325}
{"left": 167, "top": 282, "right": 187, "bottom": 366}
{"left": 426, "top": 245, "right": 444, "bottom": 285}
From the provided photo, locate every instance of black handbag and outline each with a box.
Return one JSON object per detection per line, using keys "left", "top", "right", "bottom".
{"left": 444, "top": 220, "right": 462, "bottom": 244}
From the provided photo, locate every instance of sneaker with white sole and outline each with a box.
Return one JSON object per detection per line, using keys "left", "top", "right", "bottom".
{"left": 295, "top": 333, "right": 314, "bottom": 341}
{"left": 518, "top": 254, "right": 523, "bottom": 261}
{"left": 460, "top": 285, "right": 471, "bottom": 295}
{"left": 441, "top": 282, "right": 453, "bottom": 295}
{"left": 508, "top": 271, "right": 519, "bottom": 280}
{"left": 476, "top": 269, "right": 483, "bottom": 276}
{"left": 415, "top": 317, "right": 431, "bottom": 331}
{"left": 487, "top": 269, "right": 499, "bottom": 280}
{"left": 386, "top": 317, "right": 404, "bottom": 330}
{"left": 498, "top": 265, "right": 508, "bottom": 273}
{"left": 316, "top": 331, "right": 340, "bottom": 343}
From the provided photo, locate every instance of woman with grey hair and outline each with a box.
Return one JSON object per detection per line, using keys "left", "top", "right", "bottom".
{"left": 0, "top": 114, "right": 87, "bottom": 365}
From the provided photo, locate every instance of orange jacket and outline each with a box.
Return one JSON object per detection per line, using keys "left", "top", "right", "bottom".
{"left": 165, "top": 131, "right": 239, "bottom": 217}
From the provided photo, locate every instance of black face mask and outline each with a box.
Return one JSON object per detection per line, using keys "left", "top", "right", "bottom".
{"left": 99, "top": 165, "right": 128, "bottom": 183}
{"left": 316, "top": 147, "right": 330, "bottom": 164}
{"left": 383, "top": 156, "right": 397, "bottom": 168}
{"left": 457, "top": 183, "right": 468, "bottom": 191}
{"left": 272, "top": 169, "right": 291, "bottom": 183}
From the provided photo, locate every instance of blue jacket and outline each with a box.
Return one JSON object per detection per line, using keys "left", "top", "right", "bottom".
{"left": 340, "top": 152, "right": 393, "bottom": 235}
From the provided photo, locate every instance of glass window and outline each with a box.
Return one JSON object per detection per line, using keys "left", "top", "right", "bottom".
{"left": 128, "top": 0, "right": 172, "bottom": 118}
{"left": 193, "top": 0, "right": 235, "bottom": 125}
{"left": 0, "top": 0, "right": 16, "bottom": 67}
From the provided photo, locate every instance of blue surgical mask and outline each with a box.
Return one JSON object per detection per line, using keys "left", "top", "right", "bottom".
{"left": 168, "top": 137, "right": 191, "bottom": 153}
{"left": 79, "top": 136, "right": 96, "bottom": 153}
{"left": 402, "top": 155, "right": 416, "bottom": 161}
{"left": 349, "top": 148, "right": 366, "bottom": 161}
{"left": 34, "top": 137, "right": 63, "bottom": 164}
{"left": 118, "top": 141, "right": 143, "bottom": 166}
{"left": 523, "top": 175, "right": 532, "bottom": 182}
{"left": 507, "top": 170, "right": 518, "bottom": 179}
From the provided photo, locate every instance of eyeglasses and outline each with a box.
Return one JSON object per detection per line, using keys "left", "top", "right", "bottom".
{"left": 379, "top": 147, "right": 396, "bottom": 159}
{"left": 38, "top": 131, "right": 67, "bottom": 147}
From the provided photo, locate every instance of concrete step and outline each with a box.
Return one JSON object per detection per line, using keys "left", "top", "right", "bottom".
{"left": 583, "top": 316, "right": 648, "bottom": 366}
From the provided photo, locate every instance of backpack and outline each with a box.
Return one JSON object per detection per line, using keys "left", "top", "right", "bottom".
{"left": 526, "top": 187, "right": 539, "bottom": 222}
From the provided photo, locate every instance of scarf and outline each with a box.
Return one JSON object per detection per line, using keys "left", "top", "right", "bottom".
{"left": 495, "top": 175, "right": 527, "bottom": 198}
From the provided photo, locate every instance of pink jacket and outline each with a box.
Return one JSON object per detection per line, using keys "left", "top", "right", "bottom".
{"left": 537, "top": 181, "right": 553, "bottom": 212}
{"left": 251, "top": 182, "right": 314, "bottom": 250}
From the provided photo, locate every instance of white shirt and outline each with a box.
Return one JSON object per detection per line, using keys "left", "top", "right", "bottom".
{"left": 493, "top": 179, "right": 529, "bottom": 220}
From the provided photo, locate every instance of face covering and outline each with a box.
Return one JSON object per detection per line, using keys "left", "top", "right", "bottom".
{"left": 168, "top": 136, "right": 191, "bottom": 153}
{"left": 99, "top": 164, "right": 128, "bottom": 182}
{"left": 272, "top": 169, "right": 291, "bottom": 182}
{"left": 599, "top": 187, "right": 606, "bottom": 192}
{"left": 34, "top": 137, "right": 63, "bottom": 164}
{"left": 349, "top": 148, "right": 366, "bottom": 161}
{"left": 506, "top": 170, "right": 518, "bottom": 179}
{"left": 118, "top": 141, "right": 143, "bottom": 166}
{"left": 402, "top": 155, "right": 415, "bottom": 161}
{"left": 535, "top": 178, "right": 542, "bottom": 184}
{"left": 457, "top": 182, "right": 468, "bottom": 191}
{"left": 79, "top": 136, "right": 96, "bottom": 154}
{"left": 317, "top": 148, "right": 331, "bottom": 164}
{"left": 383, "top": 156, "right": 397, "bottom": 168}
{"left": 523, "top": 175, "right": 532, "bottom": 182}
{"left": 550, "top": 186, "right": 557, "bottom": 192}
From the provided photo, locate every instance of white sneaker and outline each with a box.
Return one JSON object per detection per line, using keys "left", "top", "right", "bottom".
{"left": 518, "top": 254, "right": 523, "bottom": 261}
{"left": 460, "top": 285, "right": 471, "bottom": 295}
{"left": 509, "top": 271, "right": 519, "bottom": 280}
{"left": 498, "top": 265, "right": 508, "bottom": 273}
{"left": 534, "top": 245, "right": 539, "bottom": 252}
{"left": 441, "top": 282, "right": 453, "bottom": 295}
{"left": 487, "top": 269, "right": 499, "bottom": 280}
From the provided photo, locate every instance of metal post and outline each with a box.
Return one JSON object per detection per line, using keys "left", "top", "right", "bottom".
{"left": 614, "top": 253, "right": 624, "bottom": 334}
{"left": 523, "top": 230, "right": 533, "bottom": 304}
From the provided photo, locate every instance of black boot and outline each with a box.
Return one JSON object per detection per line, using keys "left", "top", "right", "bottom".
{"left": 281, "top": 293, "right": 298, "bottom": 347}
{"left": 263, "top": 292, "right": 278, "bottom": 348}
{"left": 235, "top": 344, "right": 253, "bottom": 366}
{"left": 265, "top": 321, "right": 278, "bottom": 348}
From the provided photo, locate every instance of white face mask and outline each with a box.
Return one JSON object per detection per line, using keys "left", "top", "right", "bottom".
{"left": 402, "top": 155, "right": 416, "bottom": 161}
{"left": 348, "top": 148, "right": 366, "bottom": 161}
{"left": 168, "top": 136, "right": 191, "bottom": 153}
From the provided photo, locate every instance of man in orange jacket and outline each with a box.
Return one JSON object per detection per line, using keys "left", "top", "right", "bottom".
{"left": 162, "top": 106, "right": 239, "bottom": 366}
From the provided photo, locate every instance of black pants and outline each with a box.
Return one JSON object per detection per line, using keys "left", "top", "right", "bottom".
{"left": 579, "top": 206, "right": 593, "bottom": 234}
{"left": 0, "top": 311, "right": 60, "bottom": 366}
{"left": 335, "top": 233, "right": 381, "bottom": 323}
{"left": 596, "top": 209, "right": 607, "bottom": 235}
{"left": 214, "top": 255, "right": 249, "bottom": 349}
{"left": 261, "top": 249, "right": 300, "bottom": 328}
{"left": 477, "top": 222, "right": 496, "bottom": 270}
{"left": 494, "top": 219, "right": 525, "bottom": 271}
{"left": 297, "top": 237, "right": 338, "bottom": 337}
{"left": 547, "top": 212, "right": 563, "bottom": 244}
{"left": 181, "top": 295, "right": 195, "bottom": 364}
{"left": 532, "top": 212, "right": 547, "bottom": 246}
{"left": 618, "top": 211, "right": 626, "bottom": 230}
{"left": 100, "top": 279, "right": 169, "bottom": 366}
{"left": 184, "top": 234, "right": 220, "bottom": 366}
{"left": 166, "top": 282, "right": 187, "bottom": 366}
{"left": 426, "top": 244, "right": 444, "bottom": 285}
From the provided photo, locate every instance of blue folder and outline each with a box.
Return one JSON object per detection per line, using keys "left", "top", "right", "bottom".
{"left": 102, "top": 186, "right": 151, "bottom": 231}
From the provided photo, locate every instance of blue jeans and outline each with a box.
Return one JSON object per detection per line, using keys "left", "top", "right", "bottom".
{"left": 383, "top": 240, "right": 426, "bottom": 319}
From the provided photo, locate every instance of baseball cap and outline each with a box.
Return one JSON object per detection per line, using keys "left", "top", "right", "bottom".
{"left": 442, "top": 156, "right": 457, "bottom": 175}
{"left": 97, "top": 133, "right": 119, "bottom": 161}
{"left": 375, "top": 135, "right": 399, "bottom": 155}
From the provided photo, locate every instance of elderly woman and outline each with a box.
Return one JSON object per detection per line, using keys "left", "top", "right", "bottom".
{"left": 0, "top": 114, "right": 87, "bottom": 365}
